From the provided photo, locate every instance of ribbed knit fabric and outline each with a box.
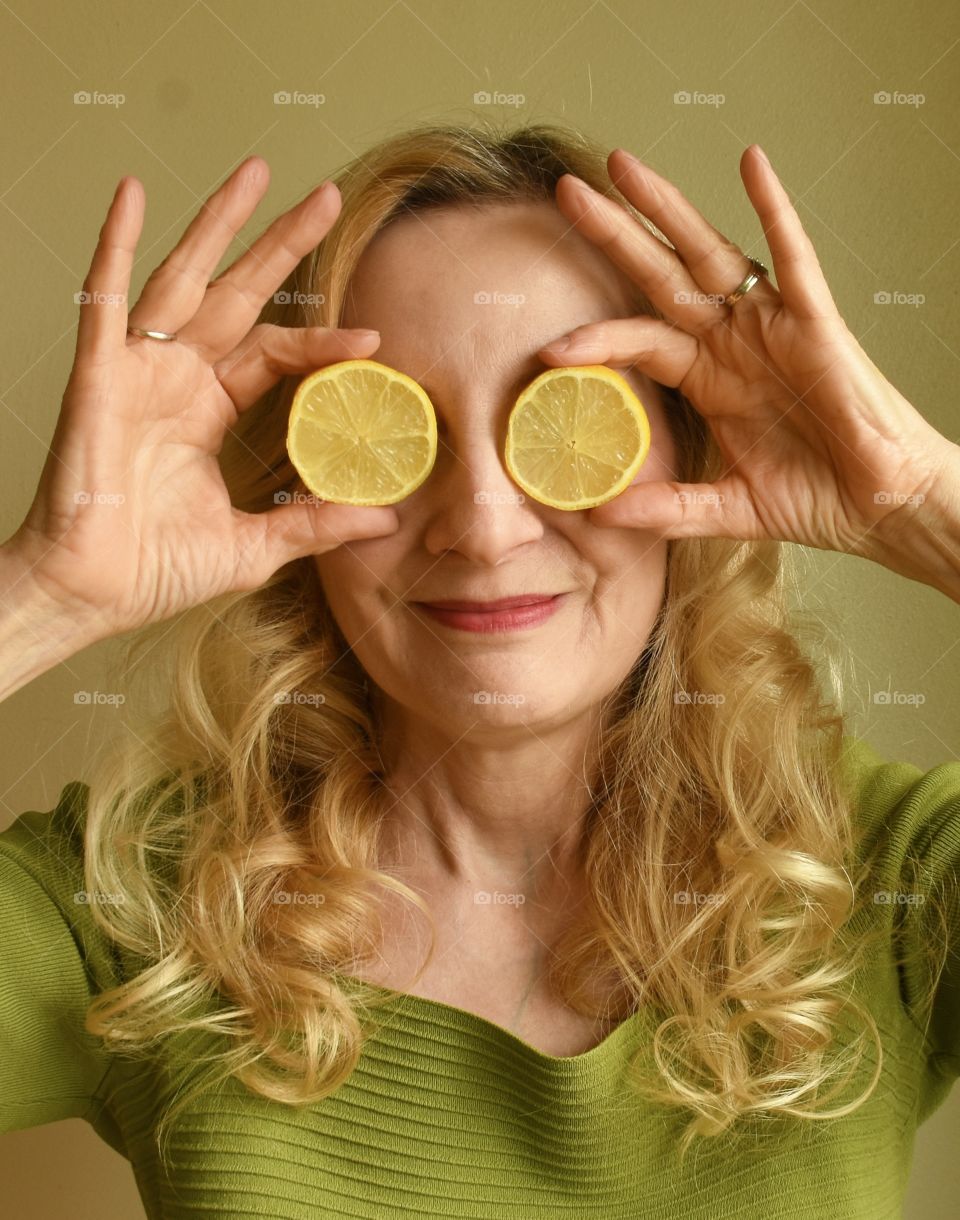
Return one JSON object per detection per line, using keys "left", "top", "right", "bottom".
{"left": 1, "top": 734, "right": 959, "bottom": 1218}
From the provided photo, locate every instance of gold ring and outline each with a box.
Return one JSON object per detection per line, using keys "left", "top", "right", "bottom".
{"left": 724, "top": 258, "right": 768, "bottom": 307}
{"left": 127, "top": 324, "right": 179, "bottom": 342}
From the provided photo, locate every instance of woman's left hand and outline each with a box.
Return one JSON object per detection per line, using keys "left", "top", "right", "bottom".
{"left": 537, "top": 145, "right": 959, "bottom": 579}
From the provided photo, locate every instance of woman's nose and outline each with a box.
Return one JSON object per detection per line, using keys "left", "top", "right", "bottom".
{"left": 421, "top": 437, "right": 545, "bottom": 562}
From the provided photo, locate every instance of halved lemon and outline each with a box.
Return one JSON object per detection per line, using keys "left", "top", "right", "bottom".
{"left": 286, "top": 359, "right": 437, "bottom": 506}
{"left": 504, "top": 365, "right": 651, "bottom": 510}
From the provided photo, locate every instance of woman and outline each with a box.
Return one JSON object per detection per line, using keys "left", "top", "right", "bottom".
{"left": 1, "top": 122, "right": 958, "bottom": 1218}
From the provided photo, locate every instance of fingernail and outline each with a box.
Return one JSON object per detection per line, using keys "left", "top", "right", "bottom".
{"left": 541, "top": 336, "right": 571, "bottom": 352}
{"left": 353, "top": 329, "right": 380, "bottom": 339}
{"left": 755, "top": 145, "right": 771, "bottom": 168}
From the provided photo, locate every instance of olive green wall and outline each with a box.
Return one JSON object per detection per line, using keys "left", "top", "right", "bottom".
{"left": 1, "top": 1, "right": 957, "bottom": 1216}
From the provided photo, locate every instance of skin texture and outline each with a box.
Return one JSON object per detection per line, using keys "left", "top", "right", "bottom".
{"left": 312, "top": 203, "right": 678, "bottom": 1031}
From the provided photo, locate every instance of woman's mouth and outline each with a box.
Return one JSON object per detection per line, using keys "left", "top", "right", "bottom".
{"left": 412, "top": 593, "right": 567, "bottom": 633}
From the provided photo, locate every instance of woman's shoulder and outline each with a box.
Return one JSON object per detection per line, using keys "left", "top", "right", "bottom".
{"left": 0, "top": 778, "right": 91, "bottom": 882}
{"left": 0, "top": 782, "right": 121, "bottom": 987}
{"left": 0, "top": 782, "right": 127, "bottom": 1133}
{"left": 0, "top": 779, "right": 95, "bottom": 904}
{"left": 837, "top": 733, "right": 960, "bottom": 871}
{"left": 837, "top": 735, "right": 960, "bottom": 1116}
{"left": 0, "top": 778, "right": 153, "bottom": 997}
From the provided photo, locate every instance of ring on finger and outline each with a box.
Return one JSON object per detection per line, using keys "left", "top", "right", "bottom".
{"left": 127, "top": 324, "right": 179, "bottom": 342}
{"left": 724, "top": 257, "right": 769, "bottom": 307}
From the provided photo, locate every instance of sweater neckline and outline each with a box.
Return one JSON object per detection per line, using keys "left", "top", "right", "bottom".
{"left": 332, "top": 969, "right": 647, "bottom": 1069}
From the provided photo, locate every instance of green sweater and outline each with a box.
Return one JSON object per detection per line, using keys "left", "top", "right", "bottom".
{"left": 1, "top": 735, "right": 959, "bottom": 1218}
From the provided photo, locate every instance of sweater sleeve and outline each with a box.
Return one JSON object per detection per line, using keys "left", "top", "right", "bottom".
{"left": 0, "top": 781, "right": 121, "bottom": 1133}
{"left": 839, "top": 735, "right": 960, "bottom": 1110}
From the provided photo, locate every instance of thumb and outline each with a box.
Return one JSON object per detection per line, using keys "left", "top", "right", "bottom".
{"left": 587, "top": 480, "right": 729, "bottom": 538}
{"left": 238, "top": 500, "right": 401, "bottom": 581}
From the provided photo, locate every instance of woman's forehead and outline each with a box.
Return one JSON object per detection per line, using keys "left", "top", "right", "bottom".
{"left": 341, "top": 202, "right": 653, "bottom": 398}
{"left": 350, "top": 199, "right": 638, "bottom": 304}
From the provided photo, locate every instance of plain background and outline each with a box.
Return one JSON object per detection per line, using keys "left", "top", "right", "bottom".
{"left": 1, "top": 0, "right": 957, "bottom": 1215}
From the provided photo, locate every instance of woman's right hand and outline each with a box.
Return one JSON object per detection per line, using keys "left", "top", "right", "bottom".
{"left": 4, "top": 156, "right": 397, "bottom": 642}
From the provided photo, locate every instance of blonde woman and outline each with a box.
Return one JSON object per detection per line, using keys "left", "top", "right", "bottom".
{"left": 1, "top": 123, "right": 959, "bottom": 1219}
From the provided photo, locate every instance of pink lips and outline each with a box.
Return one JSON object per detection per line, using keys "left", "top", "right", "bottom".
{"left": 414, "top": 594, "right": 566, "bottom": 633}
{"left": 419, "top": 594, "right": 561, "bottom": 611}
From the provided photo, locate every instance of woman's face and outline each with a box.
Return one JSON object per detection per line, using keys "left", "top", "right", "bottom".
{"left": 313, "top": 200, "right": 678, "bottom": 739}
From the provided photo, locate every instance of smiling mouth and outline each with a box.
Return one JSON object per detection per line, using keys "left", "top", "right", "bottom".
{"left": 414, "top": 594, "right": 565, "bottom": 611}
{"left": 411, "top": 594, "right": 568, "bottom": 633}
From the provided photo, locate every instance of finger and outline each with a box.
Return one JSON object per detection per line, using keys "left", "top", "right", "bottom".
{"left": 606, "top": 147, "right": 779, "bottom": 309}
{"left": 537, "top": 315, "right": 698, "bottom": 388}
{"left": 179, "top": 179, "right": 345, "bottom": 363}
{"left": 587, "top": 477, "right": 761, "bottom": 540}
{"left": 554, "top": 174, "right": 724, "bottom": 334}
{"left": 126, "top": 156, "right": 271, "bottom": 337}
{"left": 214, "top": 324, "right": 382, "bottom": 412}
{"left": 739, "top": 145, "right": 840, "bottom": 322}
{"left": 76, "top": 176, "right": 145, "bottom": 358}
{"left": 234, "top": 499, "right": 401, "bottom": 584}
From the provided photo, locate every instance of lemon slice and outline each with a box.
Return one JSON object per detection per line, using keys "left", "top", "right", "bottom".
{"left": 504, "top": 365, "right": 651, "bottom": 510}
{"left": 286, "top": 359, "right": 437, "bottom": 506}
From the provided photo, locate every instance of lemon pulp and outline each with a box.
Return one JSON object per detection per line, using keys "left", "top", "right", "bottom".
{"left": 504, "top": 365, "right": 651, "bottom": 510}
{"left": 286, "top": 359, "right": 437, "bottom": 506}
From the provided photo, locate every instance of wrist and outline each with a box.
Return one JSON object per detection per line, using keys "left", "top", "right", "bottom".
{"left": 861, "top": 436, "right": 960, "bottom": 603}
{"left": 0, "top": 542, "right": 110, "bottom": 701}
